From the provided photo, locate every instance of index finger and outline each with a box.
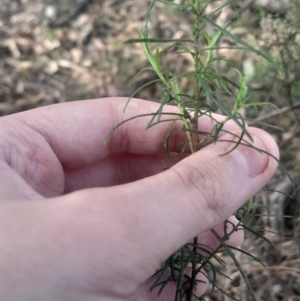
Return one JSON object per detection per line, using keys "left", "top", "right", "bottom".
{"left": 11, "top": 97, "right": 237, "bottom": 169}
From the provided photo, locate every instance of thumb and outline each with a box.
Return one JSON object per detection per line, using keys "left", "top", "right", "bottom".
{"left": 56, "top": 127, "right": 278, "bottom": 296}
{"left": 111, "top": 127, "right": 279, "bottom": 267}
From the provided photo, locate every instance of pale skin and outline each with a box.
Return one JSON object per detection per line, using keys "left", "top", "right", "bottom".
{"left": 0, "top": 98, "right": 279, "bottom": 301}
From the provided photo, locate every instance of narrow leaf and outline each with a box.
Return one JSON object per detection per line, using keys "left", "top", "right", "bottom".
{"left": 204, "top": 17, "right": 274, "bottom": 64}
{"left": 211, "top": 229, "right": 257, "bottom": 301}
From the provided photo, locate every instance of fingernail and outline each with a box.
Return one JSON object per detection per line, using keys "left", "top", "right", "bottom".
{"left": 232, "top": 134, "right": 269, "bottom": 177}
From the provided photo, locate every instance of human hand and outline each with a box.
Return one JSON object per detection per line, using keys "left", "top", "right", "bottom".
{"left": 0, "top": 98, "right": 278, "bottom": 301}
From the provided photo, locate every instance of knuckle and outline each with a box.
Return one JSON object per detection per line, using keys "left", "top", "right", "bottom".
{"left": 172, "top": 160, "right": 230, "bottom": 219}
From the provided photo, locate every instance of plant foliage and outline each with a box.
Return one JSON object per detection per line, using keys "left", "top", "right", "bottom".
{"left": 106, "top": 1, "right": 286, "bottom": 300}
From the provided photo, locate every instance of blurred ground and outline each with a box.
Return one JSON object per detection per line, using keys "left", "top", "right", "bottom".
{"left": 0, "top": 0, "right": 300, "bottom": 300}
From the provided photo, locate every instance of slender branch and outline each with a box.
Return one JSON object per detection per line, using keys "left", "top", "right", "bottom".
{"left": 251, "top": 100, "right": 300, "bottom": 123}
{"left": 187, "top": 236, "right": 199, "bottom": 301}
{"left": 192, "top": 1, "right": 201, "bottom": 153}
{"left": 187, "top": 4, "right": 201, "bottom": 301}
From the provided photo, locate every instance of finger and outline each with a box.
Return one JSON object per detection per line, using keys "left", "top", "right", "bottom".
{"left": 64, "top": 152, "right": 183, "bottom": 192}
{"left": 0, "top": 129, "right": 277, "bottom": 299}
{"left": 140, "top": 128, "right": 278, "bottom": 258}
{"left": 73, "top": 127, "right": 278, "bottom": 290}
{"left": 0, "top": 161, "right": 44, "bottom": 201}
{"left": 11, "top": 98, "right": 241, "bottom": 169}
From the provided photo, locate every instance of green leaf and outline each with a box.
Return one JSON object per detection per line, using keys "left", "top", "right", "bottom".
{"left": 157, "top": 274, "right": 173, "bottom": 296}
{"left": 207, "top": 55, "right": 229, "bottom": 65}
{"left": 242, "top": 224, "right": 276, "bottom": 248}
{"left": 196, "top": 72, "right": 251, "bottom": 140}
{"left": 203, "top": 16, "right": 274, "bottom": 64}
{"left": 175, "top": 45, "right": 196, "bottom": 57}
{"left": 124, "top": 38, "right": 194, "bottom": 44}
{"left": 146, "top": 95, "right": 173, "bottom": 129}
{"left": 128, "top": 67, "right": 154, "bottom": 87}
{"left": 204, "top": 24, "right": 227, "bottom": 68}
{"left": 211, "top": 229, "right": 257, "bottom": 301}
{"left": 139, "top": 30, "right": 167, "bottom": 85}
{"left": 150, "top": 259, "right": 170, "bottom": 291}
{"left": 203, "top": 31, "right": 211, "bottom": 45}
{"left": 178, "top": 71, "right": 196, "bottom": 79}
{"left": 245, "top": 119, "right": 284, "bottom": 131}
{"left": 233, "top": 69, "right": 248, "bottom": 111}
{"left": 105, "top": 112, "right": 184, "bottom": 143}
{"left": 144, "top": 0, "right": 156, "bottom": 34}
{"left": 243, "top": 102, "right": 280, "bottom": 110}
{"left": 157, "top": 0, "right": 187, "bottom": 10}
{"left": 123, "top": 79, "right": 162, "bottom": 113}
{"left": 229, "top": 245, "right": 265, "bottom": 267}
{"left": 220, "top": 76, "right": 240, "bottom": 89}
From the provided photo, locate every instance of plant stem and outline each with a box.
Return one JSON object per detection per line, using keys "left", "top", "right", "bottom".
{"left": 192, "top": 0, "right": 201, "bottom": 152}
{"left": 187, "top": 236, "right": 198, "bottom": 301}
{"left": 187, "top": 2, "right": 201, "bottom": 300}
